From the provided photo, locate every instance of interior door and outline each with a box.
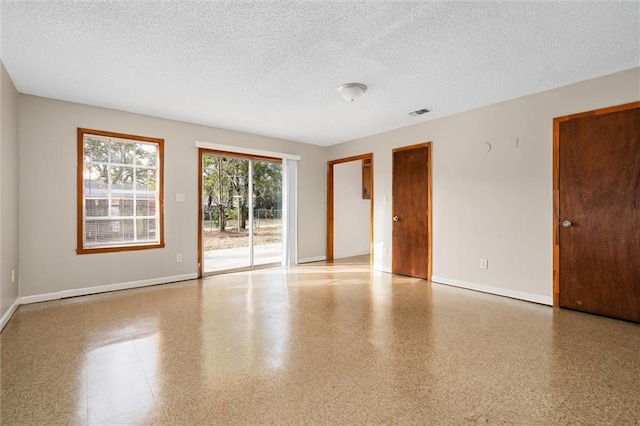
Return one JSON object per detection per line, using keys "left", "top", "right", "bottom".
{"left": 392, "top": 144, "right": 431, "bottom": 279}
{"left": 557, "top": 104, "right": 640, "bottom": 322}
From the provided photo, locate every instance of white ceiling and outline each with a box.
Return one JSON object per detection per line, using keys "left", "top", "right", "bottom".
{"left": 1, "top": 1, "right": 638, "bottom": 146}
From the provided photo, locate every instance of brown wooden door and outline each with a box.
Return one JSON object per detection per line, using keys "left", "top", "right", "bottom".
{"left": 392, "top": 144, "right": 431, "bottom": 279}
{"left": 557, "top": 104, "right": 640, "bottom": 322}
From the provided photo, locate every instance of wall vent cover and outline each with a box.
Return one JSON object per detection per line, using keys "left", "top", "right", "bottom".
{"left": 409, "top": 108, "right": 430, "bottom": 116}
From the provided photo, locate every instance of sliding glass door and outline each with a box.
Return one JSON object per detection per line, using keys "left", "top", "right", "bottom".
{"left": 201, "top": 152, "right": 282, "bottom": 274}
{"left": 251, "top": 160, "right": 282, "bottom": 266}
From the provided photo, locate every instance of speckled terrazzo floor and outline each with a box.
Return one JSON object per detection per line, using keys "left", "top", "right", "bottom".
{"left": 1, "top": 257, "right": 639, "bottom": 425}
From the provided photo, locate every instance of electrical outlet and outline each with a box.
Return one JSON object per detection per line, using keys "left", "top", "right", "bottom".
{"left": 480, "top": 259, "right": 488, "bottom": 270}
{"left": 11, "top": 269, "right": 15, "bottom": 283}
{"left": 176, "top": 253, "right": 183, "bottom": 263}
{"left": 383, "top": 247, "right": 389, "bottom": 256}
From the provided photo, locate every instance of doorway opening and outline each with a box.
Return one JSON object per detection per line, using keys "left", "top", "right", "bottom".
{"left": 199, "top": 150, "right": 283, "bottom": 275}
{"left": 326, "top": 153, "right": 373, "bottom": 265}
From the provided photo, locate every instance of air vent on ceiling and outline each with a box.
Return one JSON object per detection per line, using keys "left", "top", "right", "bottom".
{"left": 409, "top": 108, "right": 430, "bottom": 116}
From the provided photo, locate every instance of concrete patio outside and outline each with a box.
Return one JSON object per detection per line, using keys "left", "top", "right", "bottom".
{"left": 203, "top": 242, "right": 282, "bottom": 273}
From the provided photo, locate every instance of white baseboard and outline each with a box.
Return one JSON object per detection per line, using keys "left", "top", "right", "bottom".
{"left": 431, "top": 276, "right": 553, "bottom": 306}
{"left": 20, "top": 273, "right": 198, "bottom": 305}
{"left": 0, "top": 297, "right": 21, "bottom": 331}
{"left": 333, "top": 251, "right": 370, "bottom": 259}
{"left": 298, "top": 256, "right": 326, "bottom": 264}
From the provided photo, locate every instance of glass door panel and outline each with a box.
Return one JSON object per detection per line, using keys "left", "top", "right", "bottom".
{"left": 202, "top": 155, "right": 250, "bottom": 273}
{"left": 252, "top": 160, "right": 282, "bottom": 266}
{"left": 201, "top": 153, "right": 282, "bottom": 274}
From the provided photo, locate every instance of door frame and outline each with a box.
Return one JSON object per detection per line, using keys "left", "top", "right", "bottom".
{"left": 552, "top": 101, "right": 640, "bottom": 307}
{"left": 391, "top": 142, "right": 432, "bottom": 280}
{"left": 326, "top": 153, "right": 374, "bottom": 262}
{"left": 198, "top": 148, "right": 282, "bottom": 277}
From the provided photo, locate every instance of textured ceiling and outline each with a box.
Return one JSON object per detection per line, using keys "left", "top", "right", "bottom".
{"left": 1, "top": 1, "right": 639, "bottom": 146}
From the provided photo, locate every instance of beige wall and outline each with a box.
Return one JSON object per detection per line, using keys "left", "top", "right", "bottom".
{"left": 18, "top": 96, "right": 327, "bottom": 298}
{"left": 1, "top": 60, "right": 20, "bottom": 320}
{"left": 10, "top": 67, "right": 640, "bottom": 305}
{"left": 328, "top": 67, "right": 640, "bottom": 304}
{"left": 333, "top": 160, "right": 370, "bottom": 258}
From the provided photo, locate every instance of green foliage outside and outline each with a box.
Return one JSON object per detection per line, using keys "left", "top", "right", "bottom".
{"left": 202, "top": 155, "right": 282, "bottom": 232}
{"left": 83, "top": 137, "right": 158, "bottom": 190}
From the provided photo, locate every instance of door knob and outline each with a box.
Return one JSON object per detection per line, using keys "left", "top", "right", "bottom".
{"left": 393, "top": 216, "right": 399, "bottom": 222}
{"left": 561, "top": 220, "right": 572, "bottom": 228}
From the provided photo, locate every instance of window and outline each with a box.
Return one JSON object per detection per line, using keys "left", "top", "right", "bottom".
{"left": 77, "top": 128, "right": 164, "bottom": 254}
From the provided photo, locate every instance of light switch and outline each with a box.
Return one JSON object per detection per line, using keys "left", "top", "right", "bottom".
{"left": 176, "top": 193, "right": 186, "bottom": 202}
{"left": 507, "top": 137, "right": 519, "bottom": 148}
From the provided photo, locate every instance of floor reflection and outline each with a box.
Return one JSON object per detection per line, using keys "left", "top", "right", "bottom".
{"left": 1, "top": 257, "right": 639, "bottom": 424}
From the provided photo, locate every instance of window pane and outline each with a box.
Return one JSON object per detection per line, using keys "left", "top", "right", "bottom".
{"left": 110, "top": 198, "right": 121, "bottom": 217}
{"left": 85, "top": 199, "right": 108, "bottom": 217}
{"left": 80, "top": 130, "right": 163, "bottom": 252}
{"left": 135, "top": 168, "right": 157, "bottom": 191}
{"left": 136, "top": 198, "right": 157, "bottom": 216}
{"left": 135, "top": 144, "right": 157, "bottom": 167}
{"left": 122, "top": 199, "right": 134, "bottom": 216}
{"left": 84, "top": 163, "right": 107, "bottom": 185}
{"left": 84, "top": 220, "right": 99, "bottom": 244}
{"left": 84, "top": 218, "right": 134, "bottom": 245}
{"left": 111, "top": 196, "right": 134, "bottom": 216}
{"left": 136, "top": 218, "right": 156, "bottom": 240}
{"left": 110, "top": 142, "right": 135, "bottom": 164}
{"left": 84, "top": 138, "right": 109, "bottom": 163}
{"left": 110, "top": 166, "right": 134, "bottom": 190}
{"left": 84, "top": 164, "right": 108, "bottom": 217}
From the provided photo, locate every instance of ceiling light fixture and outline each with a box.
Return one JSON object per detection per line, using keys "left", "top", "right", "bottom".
{"left": 337, "top": 83, "right": 367, "bottom": 102}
